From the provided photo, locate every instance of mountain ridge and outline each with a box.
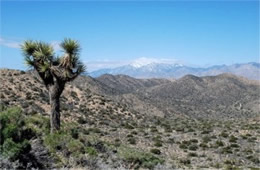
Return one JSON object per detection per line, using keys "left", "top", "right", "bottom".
{"left": 89, "top": 62, "right": 260, "bottom": 80}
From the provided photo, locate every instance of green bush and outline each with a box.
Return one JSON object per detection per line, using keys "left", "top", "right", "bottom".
{"left": 44, "top": 132, "right": 71, "bottom": 152}
{"left": 188, "top": 152, "right": 198, "bottom": 157}
{"left": 88, "top": 127, "right": 102, "bottom": 133}
{"left": 0, "top": 107, "right": 33, "bottom": 161}
{"left": 246, "top": 155, "right": 260, "bottom": 164}
{"left": 0, "top": 107, "right": 22, "bottom": 143}
{"left": 229, "top": 135, "right": 238, "bottom": 143}
{"left": 131, "top": 131, "right": 138, "bottom": 135}
{"left": 1, "top": 138, "right": 31, "bottom": 161}
{"left": 123, "top": 123, "right": 134, "bottom": 129}
{"left": 70, "top": 128, "right": 79, "bottom": 139}
{"left": 199, "top": 143, "right": 208, "bottom": 148}
{"left": 67, "top": 139, "right": 84, "bottom": 154}
{"left": 221, "top": 146, "right": 233, "bottom": 154}
{"left": 215, "top": 140, "right": 225, "bottom": 147}
{"left": 188, "top": 144, "right": 198, "bottom": 151}
{"left": 85, "top": 146, "right": 98, "bottom": 157}
{"left": 190, "top": 139, "right": 198, "bottom": 143}
{"left": 25, "top": 114, "right": 50, "bottom": 136}
{"left": 128, "top": 137, "right": 136, "bottom": 145}
{"left": 118, "top": 146, "right": 164, "bottom": 169}
{"left": 180, "top": 158, "right": 191, "bottom": 165}
{"left": 154, "top": 141, "right": 163, "bottom": 147}
{"left": 202, "top": 136, "right": 211, "bottom": 143}
{"left": 150, "top": 148, "right": 161, "bottom": 155}
{"left": 179, "top": 143, "right": 188, "bottom": 149}
{"left": 230, "top": 143, "right": 239, "bottom": 148}
{"left": 220, "top": 131, "right": 229, "bottom": 138}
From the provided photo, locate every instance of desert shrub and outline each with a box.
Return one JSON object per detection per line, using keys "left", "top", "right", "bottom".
{"left": 88, "top": 128, "right": 102, "bottom": 134}
{"left": 0, "top": 107, "right": 34, "bottom": 161}
{"left": 70, "top": 91, "right": 78, "bottom": 99}
{"left": 220, "top": 131, "right": 229, "bottom": 138}
{"left": 240, "top": 135, "right": 248, "bottom": 139}
{"left": 70, "top": 128, "right": 79, "bottom": 139}
{"left": 243, "top": 148, "right": 253, "bottom": 154}
{"left": 77, "top": 116, "right": 87, "bottom": 124}
{"left": 25, "top": 114, "right": 50, "bottom": 136}
{"left": 85, "top": 146, "right": 98, "bottom": 157}
{"left": 0, "top": 103, "right": 6, "bottom": 111}
{"left": 248, "top": 137, "right": 257, "bottom": 143}
{"left": 224, "top": 159, "right": 235, "bottom": 165}
{"left": 202, "top": 136, "right": 211, "bottom": 143}
{"left": 221, "top": 146, "right": 233, "bottom": 154}
{"left": 199, "top": 143, "right": 208, "bottom": 148}
{"left": 225, "top": 165, "right": 240, "bottom": 170}
{"left": 215, "top": 140, "right": 225, "bottom": 147}
{"left": 180, "top": 158, "right": 191, "bottom": 165}
{"left": 230, "top": 143, "right": 239, "bottom": 148}
{"left": 188, "top": 144, "right": 198, "bottom": 151}
{"left": 127, "top": 134, "right": 133, "bottom": 138}
{"left": 190, "top": 139, "right": 198, "bottom": 143}
{"left": 167, "top": 137, "right": 175, "bottom": 143}
{"left": 150, "top": 126, "right": 158, "bottom": 133}
{"left": 179, "top": 143, "right": 188, "bottom": 149}
{"left": 114, "top": 138, "right": 121, "bottom": 147}
{"left": 118, "top": 146, "right": 164, "bottom": 169}
{"left": 1, "top": 138, "right": 31, "bottom": 161}
{"left": 162, "top": 124, "right": 172, "bottom": 133}
{"left": 152, "top": 136, "right": 163, "bottom": 147}
{"left": 131, "top": 131, "right": 138, "bottom": 135}
{"left": 246, "top": 155, "right": 260, "bottom": 164}
{"left": 123, "top": 123, "right": 134, "bottom": 129}
{"left": 128, "top": 137, "right": 136, "bottom": 145}
{"left": 229, "top": 135, "right": 238, "bottom": 143}
{"left": 201, "top": 130, "right": 211, "bottom": 134}
{"left": 187, "top": 128, "right": 195, "bottom": 132}
{"left": 175, "top": 127, "right": 184, "bottom": 132}
{"left": 150, "top": 148, "right": 161, "bottom": 155}
{"left": 67, "top": 139, "right": 84, "bottom": 156}
{"left": 44, "top": 131, "right": 72, "bottom": 152}
{"left": 188, "top": 152, "right": 198, "bottom": 157}
{"left": 154, "top": 141, "right": 163, "bottom": 147}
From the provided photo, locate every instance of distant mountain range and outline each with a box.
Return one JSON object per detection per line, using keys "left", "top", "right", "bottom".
{"left": 89, "top": 62, "right": 260, "bottom": 80}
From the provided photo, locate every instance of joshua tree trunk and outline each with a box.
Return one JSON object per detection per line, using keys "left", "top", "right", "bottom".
{"left": 49, "top": 79, "right": 65, "bottom": 133}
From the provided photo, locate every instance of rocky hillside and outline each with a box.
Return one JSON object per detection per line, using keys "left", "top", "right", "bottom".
{"left": 96, "top": 74, "right": 171, "bottom": 94}
{"left": 137, "top": 74, "right": 259, "bottom": 119}
{"left": 96, "top": 73, "right": 260, "bottom": 119}
{"left": 0, "top": 69, "right": 259, "bottom": 169}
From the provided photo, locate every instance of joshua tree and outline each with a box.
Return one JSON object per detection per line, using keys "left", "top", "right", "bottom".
{"left": 21, "top": 38, "right": 85, "bottom": 133}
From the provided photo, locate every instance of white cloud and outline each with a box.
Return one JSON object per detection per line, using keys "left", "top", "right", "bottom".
{"left": 0, "top": 37, "right": 20, "bottom": 48}
{"left": 0, "top": 37, "right": 62, "bottom": 51}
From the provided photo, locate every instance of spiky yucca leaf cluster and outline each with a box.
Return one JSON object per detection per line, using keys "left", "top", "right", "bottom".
{"left": 21, "top": 38, "right": 86, "bottom": 82}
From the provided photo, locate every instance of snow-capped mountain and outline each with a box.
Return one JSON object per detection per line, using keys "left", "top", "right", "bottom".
{"left": 89, "top": 62, "right": 260, "bottom": 80}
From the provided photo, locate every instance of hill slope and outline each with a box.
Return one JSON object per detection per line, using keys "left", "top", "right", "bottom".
{"left": 95, "top": 73, "right": 260, "bottom": 119}
{"left": 0, "top": 69, "right": 259, "bottom": 169}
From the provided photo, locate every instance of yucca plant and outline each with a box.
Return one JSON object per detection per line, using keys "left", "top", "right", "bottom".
{"left": 21, "top": 38, "right": 86, "bottom": 133}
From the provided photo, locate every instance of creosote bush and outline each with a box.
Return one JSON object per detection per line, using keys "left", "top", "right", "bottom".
{"left": 0, "top": 107, "right": 35, "bottom": 162}
{"left": 150, "top": 148, "right": 161, "bottom": 155}
{"left": 118, "top": 146, "right": 164, "bottom": 169}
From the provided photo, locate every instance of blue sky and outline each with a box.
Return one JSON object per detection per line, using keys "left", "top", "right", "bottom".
{"left": 0, "top": 1, "right": 259, "bottom": 71}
